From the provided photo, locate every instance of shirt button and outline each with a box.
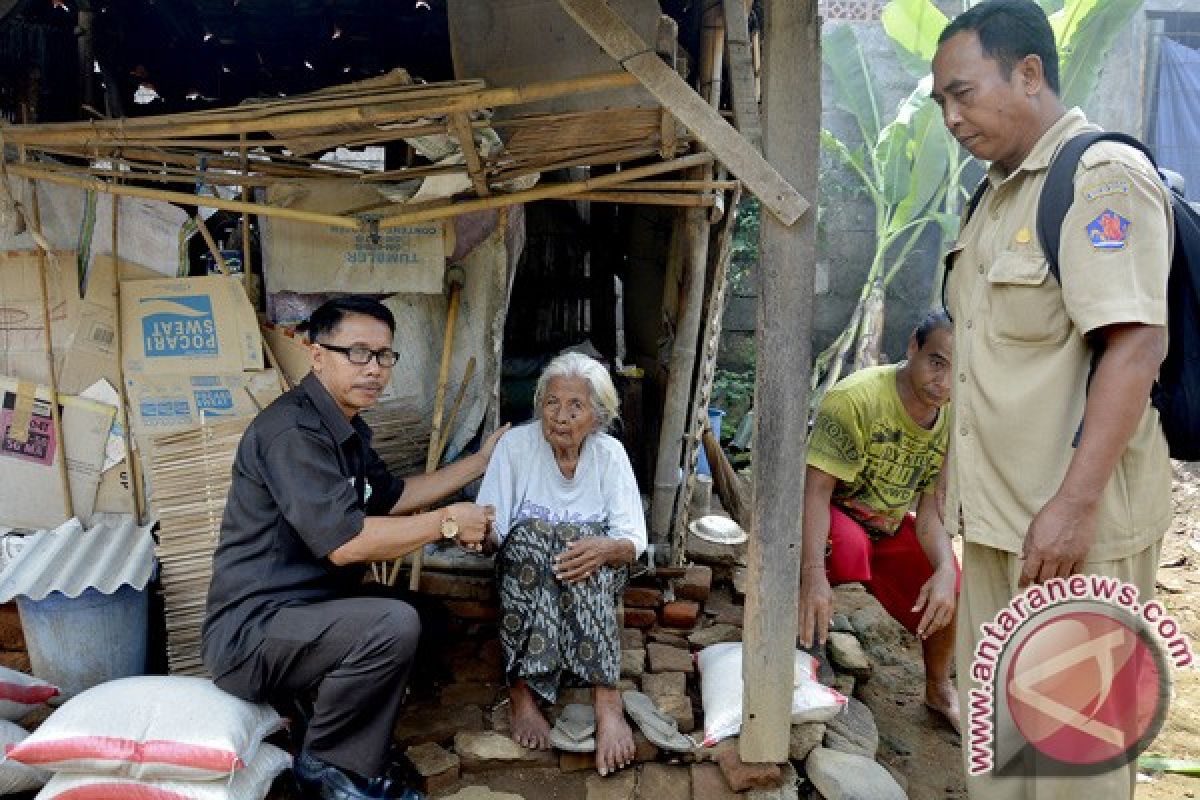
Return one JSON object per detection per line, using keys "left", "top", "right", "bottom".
{"left": 960, "top": 426, "right": 968, "bottom": 436}
{"left": 959, "top": 374, "right": 966, "bottom": 383}
{"left": 977, "top": 264, "right": 985, "bottom": 274}
{"left": 965, "top": 319, "right": 974, "bottom": 329}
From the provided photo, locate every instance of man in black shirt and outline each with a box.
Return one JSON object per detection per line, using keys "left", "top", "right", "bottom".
{"left": 203, "top": 296, "right": 503, "bottom": 800}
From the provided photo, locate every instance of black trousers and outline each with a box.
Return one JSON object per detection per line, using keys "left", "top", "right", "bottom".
{"left": 214, "top": 597, "right": 420, "bottom": 779}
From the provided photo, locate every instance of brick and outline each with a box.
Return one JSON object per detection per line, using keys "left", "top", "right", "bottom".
{"left": 641, "top": 671, "right": 687, "bottom": 700}
{"left": 395, "top": 704, "right": 483, "bottom": 748}
{"left": 623, "top": 587, "right": 663, "bottom": 608}
{"left": 632, "top": 731, "right": 659, "bottom": 763}
{"left": 617, "top": 678, "right": 639, "bottom": 692}
{"left": 418, "top": 573, "right": 495, "bottom": 601}
{"left": 648, "top": 630, "right": 689, "bottom": 648}
{"left": 620, "top": 628, "right": 645, "bottom": 651}
{"left": 452, "top": 657, "right": 504, "bottom": 684}
{"left": 715, "top": 747, "right": 782, "bottom": 792}
{"left": 586, "top": 770, "right": 638, "bottom": 800}
{"left": 559, "top": 687, "right": 593, "bottom": 706}
{"left": 646, "top": 643, "right": 694, "bottom": 674}
{"left": 690, "top": 763, "right": 739, "bottom": 800}
{"left": 440, "top": 682, "right": 498, "bottom": 707}
{"left": 560, "top": 751, "right": 595, "bottom": 772}
{"left": 657, "top": 693, "right": 695, "bottom": 733}
{"left": 674, "top": 566, "right": 712, "bottom": 603}
{"left": 621, "top": 648, "right": 646, "bottom": 679}
{"left": 453, "top": 731, "right": 556, "bottom": 771}
{"left": 444, "top": 600, "right": 500, "bottom": 621}
{"left": 623, "top": 608, "right": 657, "bottom": 629}
{"left": 405, "top": 742, "right": 460, "bottom": 794}
{"left": 660, "top": 601, "right": 700, "bottom": 630}
{"left": 636, "top": 763, "right": 691, "bottom": 800}
{"left": 0, "top": 603, "right": 24, "bottom": 651}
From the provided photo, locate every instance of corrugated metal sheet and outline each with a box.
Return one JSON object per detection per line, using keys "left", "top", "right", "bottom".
{"left": 0, "top": 513, "right": 155, "bottom": 602}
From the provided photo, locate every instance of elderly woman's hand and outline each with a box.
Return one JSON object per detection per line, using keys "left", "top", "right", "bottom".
{"left": 553, "top": 538, "right": 635, "bottom": 583}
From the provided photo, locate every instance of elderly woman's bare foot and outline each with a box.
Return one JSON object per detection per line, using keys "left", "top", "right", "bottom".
{"left": 925, "top": 678, "right": 961, "bottom": 734}
{"left": 509, "top": 681, "right": 551, "bottom": 749}
{"left": 594, "top": 687, "right": 636, "bottom": 776}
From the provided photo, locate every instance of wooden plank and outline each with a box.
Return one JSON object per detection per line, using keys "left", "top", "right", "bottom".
{"left": 723, "top": 0, "right": 764, "bottom": 151}
{"left": 556, "top": 0, "right": 808, "bottom": 226}
{"left": 740, "top": 0, "right": 819, "bottom": 762}
{"left": 449, "top": 112, "right": 491, "bottom": 197}
{"left": 572, "top": 191, "right": 714, "bottom": 207}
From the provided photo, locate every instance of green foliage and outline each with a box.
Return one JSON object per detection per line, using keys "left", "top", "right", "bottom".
{"left": 712, "top": 367, "right": 756, "bottom": 437}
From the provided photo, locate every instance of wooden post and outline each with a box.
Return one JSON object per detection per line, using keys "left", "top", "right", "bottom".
{"left": 739, "top": 0, "right": 819, "bottom": 763}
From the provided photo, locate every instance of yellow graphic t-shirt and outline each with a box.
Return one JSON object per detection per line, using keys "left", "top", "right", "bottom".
{"left": 806, "top": 364, "right": 948, "bottom": 535}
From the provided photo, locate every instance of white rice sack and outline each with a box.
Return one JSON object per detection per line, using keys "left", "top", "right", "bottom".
{"left": 6, "top": 677, "right": 283, "bottom": 781}
{"left": 35, "top": 743, "right": 292, "bottom": 800}
{"left": 0, "top": 667, "right": 59, "bottom": 721}
{"left": 697, "top": 642, "right": 847, "bottom": 746}
{"left": 0, "top": 720, "right": 50, "bottom": 794}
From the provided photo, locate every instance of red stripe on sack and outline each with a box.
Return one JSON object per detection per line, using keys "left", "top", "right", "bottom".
{"left": 6, "top": 737, "right": 243, "bottom": 772}
{"left": 0, "top": 683, "right": 60, "bottom": 704}
{"left": 50, "top": 783, "right": 194, "bottom": 800}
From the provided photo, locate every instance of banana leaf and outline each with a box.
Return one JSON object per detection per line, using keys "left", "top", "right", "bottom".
{"left": 1052, "top": 0, "right": 1143, "bottom": 109}
{"left": 881, "top": 0, "right": 948, "bottom": 77}
{"left": 823, "top": 25, "right": 884, "bottom": 146}
{"left": 890, "top": 81, "right": 951, "bottom": 229}
{"left": 875, "top": 122, "right": 913, "bottom": 205}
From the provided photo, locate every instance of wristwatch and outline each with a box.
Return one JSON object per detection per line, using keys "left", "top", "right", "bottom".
{"left": 440, "top": 514, "right": 460, "bottom": 541}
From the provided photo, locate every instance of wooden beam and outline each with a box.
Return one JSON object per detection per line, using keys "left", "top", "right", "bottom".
{"left": 556, "top": 0, "right": 808, "bottom": 226}
{"left": 740, "top": 0, "right": 819, "bottom": 762}
{"left": 448, "top": 112, "right": 490, "bottom": 196}
{"left": 573, "top": 190, "right": 713, "bottom": 206}
{"left": 723, "top": 0, "right": 764, "bottom": 152}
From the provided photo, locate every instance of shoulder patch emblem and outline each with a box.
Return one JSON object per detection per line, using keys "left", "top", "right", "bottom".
{"left": 1086, "top": 209, "right": 1130, "bottom": 250}
{"left": 1084, "top": 180, "right": 1130, "bottom": 202}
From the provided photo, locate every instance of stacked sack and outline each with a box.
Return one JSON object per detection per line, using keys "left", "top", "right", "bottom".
{"left": 6, "top": 676, "right": 291, "bottom": 800}
{"left": 0, "top": 666, "right": 60, "bottom": 795}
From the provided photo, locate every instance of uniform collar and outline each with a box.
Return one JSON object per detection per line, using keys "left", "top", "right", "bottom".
{"left": 987, "top": 107, "right": 1093, "bottom": 188}
{"left": 300, "top": 372, "right": 372, "bottom": 445}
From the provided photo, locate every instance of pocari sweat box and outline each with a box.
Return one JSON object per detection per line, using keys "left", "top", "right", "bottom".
{"left": 120, "top": 275, "right": 264, "bottom": 375}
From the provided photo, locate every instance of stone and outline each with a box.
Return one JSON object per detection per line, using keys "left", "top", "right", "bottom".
{"left": 656, "top": 693, "right": 695, "bottom": 733}
{"left": 788, "top": 722, "right": 826, "bottom": 762}
{"left": 648, "top": 630, "right": 690, "bottom": 648}
{"left": 395, "top": 704, "right": 484, "bottom": 747}
{"left": 405, "top": 742, "right": 460, "bottom": 793}
{"left": 687, "top": 623, "right": 741, "bottom": 648}
{"left": 621, "top": 648, "right": 646, "bottom": 679}
{"left": 826, "top": 632, "right": 872, "bottom": 679}
{"left": 632, "top": 731, "right": 660, "bottom": 763}
{"left": 689, "top": 763, "right": 740, "bottom": 800}
{"left": 805, "top": 747, "right": 906, "bottom": 800}
{"left": 624, "top": 608, "right": 658, "bottom": 629}
{"left": 636, "top": 763, "right": 691, "bottom": 800}
{"left": 646, "top": 643, "right": 694, "bottom": 674}
{"left": 832, "top": 674, "right": 856, "bottom": 698}
{"left": 618, "top": 679, "right": 639, "bottom": 692}
{"left": 441, "top": 682, "right": 499, "bottom": 707}
{"left": 731, "top": 567, "right": 748, "bottom": 597}
{"left": 823, "top": 697, "right": 878, "bottom": 759}
{"left": 586, "top": 770, "right": 638, "bottom": 800}
{"left": 715, "top": 747, "right": 782, "bottom": 792}
{"left": 746, "top": 762, "right": 799, "bottom": 800}
{"left": 488, "top": 703, "right": 511, "bottom": 733}
{"left": 621, "top": 628, "right": 645, "bottom": 651}
{"left": 685, "top": 531, "right": 747, "bottom": 567}
{"left": 441, "top": 788, "right": 526, "bottom": 800}
{"left": 641, "top": 671, "right": 687, "bottom": 699}
{"left": 453, "top": 731, "right": 557, "bottom": 771}
{"left": 660, "top": 601, "right": 701, "bottom": 629}
{"left": 704, "top": 598, "right": 743, "bottom": 628}
{"left": 829, "top": 612, "right": 854, "bottom": 633}
{"left": 624, "top": 587, "right": 664, "bottom": 608}
{"left": 674, "top": 566, "right": 712, "bottom": 603}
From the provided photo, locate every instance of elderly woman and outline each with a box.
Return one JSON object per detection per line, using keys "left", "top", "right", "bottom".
{"left": 477, "top": 352, "right": 646, "bottom": 776}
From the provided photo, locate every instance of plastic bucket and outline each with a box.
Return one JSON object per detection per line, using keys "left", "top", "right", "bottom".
{"left": 15, "top": 585, "right": 149, "bottom": 699}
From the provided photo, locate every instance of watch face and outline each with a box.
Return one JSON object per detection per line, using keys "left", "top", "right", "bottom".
{"left": 442, "top": 518, "right": 459, "bottom": 539}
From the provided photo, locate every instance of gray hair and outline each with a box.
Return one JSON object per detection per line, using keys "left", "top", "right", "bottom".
{"left": 534, "top": 352, "right": 620, "bottom": 431}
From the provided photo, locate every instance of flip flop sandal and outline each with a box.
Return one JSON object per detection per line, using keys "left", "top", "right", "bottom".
{"left": 548, "top": 703, "right": 597, "bottom": 752}
{"left": 621, "top": 690, "right": 695, "bottom": 753}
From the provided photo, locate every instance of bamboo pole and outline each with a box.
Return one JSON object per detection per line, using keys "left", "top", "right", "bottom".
{"left": 110, "top": 194, "right": 144, "bottom": 520}
{"left": 240, "top": 134, "right": 255, "bottom": 302}
{"left": 600, "top": 179, "right": 740, "bottom": 191}
{"left": 573, "top": 191, "right": 714, "bottom": 207}
{"left": 449, "top": 113, "right": 490, "bottom": 197}
{"left": 26, "top": 176, "right": 74, "bottom": 520}
{"left": 193, "top": 214, "right": 229, "bottom": 274}
{"left": 374, "top": 152, "right": 713, "bottom": 228}
{"left": 435, "top": 356, "right": 476, "bottom": 462}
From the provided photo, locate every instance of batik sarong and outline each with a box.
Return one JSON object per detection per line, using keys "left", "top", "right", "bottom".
{"left": 495, "top": 518, "right": 627, "bottom": 702}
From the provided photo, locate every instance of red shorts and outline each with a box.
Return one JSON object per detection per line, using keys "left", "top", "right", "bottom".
{"left": 824, "top": 505, "right": 961, "bottom": 635}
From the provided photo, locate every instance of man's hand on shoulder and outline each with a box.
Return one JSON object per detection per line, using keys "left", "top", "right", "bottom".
{"left": 1019, "top": 493, "right": 1098, "bottom": 587}
{"left": 478, "top": 423, "right": 512, "bottom": 469}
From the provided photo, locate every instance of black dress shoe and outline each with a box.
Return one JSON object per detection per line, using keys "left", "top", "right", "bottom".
{"left": 293, "top": 750, "right": 426, "bottom": 800}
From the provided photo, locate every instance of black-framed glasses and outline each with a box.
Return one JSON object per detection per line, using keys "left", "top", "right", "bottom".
{"left": 317, "top": 342, "right": 399, "bottom": 368}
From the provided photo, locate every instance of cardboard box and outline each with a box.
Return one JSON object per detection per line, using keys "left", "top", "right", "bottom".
{"left": 0, "top": 378, "right": 114, "bottom": 530}
{"left": 0, "top": 250, "right": 80, "bottom": 386}
{"left": 120, "top": 274, "right": 264, "bottom": 375}
{"left": 124, "top": 370, "right": 281, "bottom": 436}
{"left": 261, "top": 323, "right": 312, "bottom": 387}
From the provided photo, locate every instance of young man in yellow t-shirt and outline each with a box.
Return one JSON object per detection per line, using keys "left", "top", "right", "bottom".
{"left": 799, "top": 310, "right": 960, "bottom": 731}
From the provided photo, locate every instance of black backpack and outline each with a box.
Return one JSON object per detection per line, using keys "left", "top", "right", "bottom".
{"left": 963, "top": 131, "right": 1200, "bottom": 460}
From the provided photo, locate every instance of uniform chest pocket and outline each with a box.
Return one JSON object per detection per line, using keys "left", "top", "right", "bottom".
{"left": 985, "top": 251, "right": 1070, "bottom": 345}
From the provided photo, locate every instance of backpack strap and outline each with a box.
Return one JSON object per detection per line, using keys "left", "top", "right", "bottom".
{"left": 1036, "top": 131, "right": 1157, "bottom": 283}
{"left": 941, "top": 179, "right": 992, "bottom": 319}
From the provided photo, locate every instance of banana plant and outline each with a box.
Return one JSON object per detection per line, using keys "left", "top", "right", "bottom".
{"left": 814, "top": 0, "right": 1144, "bottom": 402}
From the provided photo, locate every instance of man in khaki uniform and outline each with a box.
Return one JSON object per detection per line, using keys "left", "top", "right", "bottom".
{"left": 931, "top": 1, "right": 1172, "bottom": 797}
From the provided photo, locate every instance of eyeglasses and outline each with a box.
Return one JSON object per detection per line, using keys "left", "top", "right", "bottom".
{"left": 317, "top": 342, "right": 399, "bottom": 368}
